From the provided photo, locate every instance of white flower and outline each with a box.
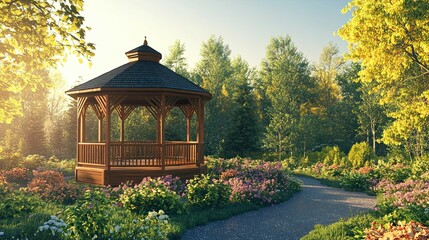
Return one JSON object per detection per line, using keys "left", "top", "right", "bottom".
{"left": 0, "top": 232, "right": 4, "bottom": 236}
{"left": 115, "top": 225, "right": 121, "bottom": 232}
{"left": 147, "top": 211, "right": 157, "bottom": 218}
{"left": 50, "top": 215, "right": 59, "bottom": 221}
{"left": 158, "top": 214, "right": 168, "bottom": 221}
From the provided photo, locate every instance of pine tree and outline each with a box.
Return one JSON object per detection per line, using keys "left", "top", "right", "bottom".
{"left": 222, "top": 57, "right": 260, "bottom": 157}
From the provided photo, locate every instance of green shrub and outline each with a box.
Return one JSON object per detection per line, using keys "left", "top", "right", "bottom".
{"left": 0, "top": 190, "right": 39, "bottom": 219}
{"left": 40, "top": 156, "right": 76, "bottom": 175}
{"left": 0, "top": 152, "right": 22, "bottom": 170}
{"left": 411, "top": 155, "right": 429, "bottom": 180}
{"left": 340, "top": 171, "right": 371, "bottom": 191}
{"left": 119, "top": 178, "right": 184, "bottom": 215}
{"left": 109, "top": 210, "right": 171, "bottom": 240}
{"left": 37, "top": 210, "right": 171, "bottom": 240}
{"left": 21, "top": 154, "right": 45, "bottom": 170}
{"left": 62, "top": 189, "right": 112, "bottom": 239}
{"left": 301, "top": 213, "right": 377, "bottom": 240}
{"left": 347, "top": 142, "right": 375, "bottom": 168}
{"left": 376, "top": 161, "right": 411, "bottom": 183}
{"left": 322, "top": 146, "right": 346, "bottom": 166}
{"left": 186, "top": 174, "right": 231, "bottom": 208}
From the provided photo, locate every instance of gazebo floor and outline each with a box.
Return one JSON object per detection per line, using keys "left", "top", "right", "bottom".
{"left": 75, "top": 164, "right": 206, "bottom": 186}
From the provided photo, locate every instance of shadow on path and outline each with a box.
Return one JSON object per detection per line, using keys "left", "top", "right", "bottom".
{"left": 181, "top": 176, "right": 377, "bottom": 240}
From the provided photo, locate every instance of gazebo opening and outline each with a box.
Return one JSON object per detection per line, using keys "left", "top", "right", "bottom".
{"left": 66, "top": 38, "right": 211, "bottom": 185}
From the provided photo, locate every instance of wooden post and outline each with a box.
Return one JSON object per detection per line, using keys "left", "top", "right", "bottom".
{"left": 196, "top": 97, "right": 204, "bottom": 166}
{"left": 105, "top": 95, "right": 111, "bottom": 170}
{"left": 120, "top": 114, "right": 125, "bottom": 164}
{"left": 80, "top": 110, "right": 86, "bottom": 142}
{"left": 160, "top": 95, "right": 166, "bottom": 172}
{"left": 76, "top": 108, "right": 81, "bottom": 182}
{"left": 98, "top": 118, "right": 103, "bottom": 142}
{"left": 186, "top": 116, "right": 191, "bottom": 142}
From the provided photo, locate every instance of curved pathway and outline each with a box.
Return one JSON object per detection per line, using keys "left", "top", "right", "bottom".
{"left": 182, "top": 176, "right": 377, "bottom": 240}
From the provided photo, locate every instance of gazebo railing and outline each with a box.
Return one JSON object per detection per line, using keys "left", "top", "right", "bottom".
{"left": 164, "top": 142, "right": 198, "bottom": 166}
{"left": 110, "top": 142, "right": 161, "bottom": 167}
{"left": 77, "top": 143, "right": 106, "bottom": 166}
{"left": 78, "top": 141, "right": 201, "bottom": 167}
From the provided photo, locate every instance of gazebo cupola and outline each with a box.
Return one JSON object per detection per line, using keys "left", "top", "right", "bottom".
{"left": 126, "top": 37, "right": 162, "bottom": 62}
{"left": 66, "top": 38, "right": 211, "bottom": 186}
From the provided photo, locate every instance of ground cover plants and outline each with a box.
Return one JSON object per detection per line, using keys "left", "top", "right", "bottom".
{"left": 0, "top": 156, "right": 301, "bottom": 239}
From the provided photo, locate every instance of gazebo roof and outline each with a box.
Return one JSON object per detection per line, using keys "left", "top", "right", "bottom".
{"left": 66, "top": 38, "right": 211, "bottom": 98}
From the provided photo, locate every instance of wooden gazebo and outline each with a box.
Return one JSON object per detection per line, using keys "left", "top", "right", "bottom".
{"left": 66, "top": 39, "right": 211, "bottom": 185}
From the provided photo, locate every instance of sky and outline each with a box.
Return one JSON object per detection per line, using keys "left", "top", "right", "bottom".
{"left": 59, "top": 0, "right": 352, "bottom": 88}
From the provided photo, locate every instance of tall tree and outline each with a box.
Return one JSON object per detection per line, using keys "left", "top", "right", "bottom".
{"left": 339, "top": 0, "right": 429, "bottom": 156}
{"left": 163, "top": 40, "right": 189, "bottom": 140}
{"left": 356, "top": 82, "right": 388, "bottom": 154}
{"left": 312, "top": 43, "right": 344, "bottom": 111}
{"left": 163, "top": 40, "right": 189, "bottom": 78}
{"left": 20, "top": 71, "right": 49, "bottom": 156}
{"left": 193, "top": 36, "right": 233, "bottom": 156}
{"left": 311, "top": 43, "right": 349, "bottom": 149}
{"left": 336, "top": 62, "right": 362, "bottom": 150}
{"left": 0, "top": 0, "right": 95, "bottom": 123}
{"left": 222, "top": 57, "right": 260, "bottom": 157}
{"left": 260, "top": 36, "right": 314, "bottom": 160}
{"left": 62, "top": 100, "right": 77, "bottom": 159}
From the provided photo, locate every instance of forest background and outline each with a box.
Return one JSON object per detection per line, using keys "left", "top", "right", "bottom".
{"left": 1, "top": 0, "right": 428, "bottom": 168}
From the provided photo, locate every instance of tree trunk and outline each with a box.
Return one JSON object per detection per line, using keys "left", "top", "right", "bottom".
{"left": 370, "top": 118, "right": 376, "bottom": 154}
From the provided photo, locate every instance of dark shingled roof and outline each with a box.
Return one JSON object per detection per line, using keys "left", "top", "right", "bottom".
{"left": 66, "top": 61, "right": 209, "bottom": 94}
{"left": 125, "top": 44, "right": 162, "bottom": 57}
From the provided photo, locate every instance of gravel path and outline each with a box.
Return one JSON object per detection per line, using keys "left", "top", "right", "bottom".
{"left": 181, "top": 176, "right": 377, "bottom": 240}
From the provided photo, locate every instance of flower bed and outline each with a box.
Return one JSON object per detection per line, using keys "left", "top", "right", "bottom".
{"left": 0, "top": 157, "right": 302, "bottom": 239}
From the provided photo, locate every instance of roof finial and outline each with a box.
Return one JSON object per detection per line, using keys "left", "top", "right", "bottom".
{"left": 144, "top": 36, "right": 148, "bottom": 45}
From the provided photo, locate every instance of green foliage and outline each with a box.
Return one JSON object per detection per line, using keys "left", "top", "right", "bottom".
{"left": 0, "top": 0, "right": 95, "bottom": 124}
{"left": 169, "top": 202, "right": 260, "bottom": 239}
{"left": 0, "top": 201, "right": 62, "bottom": 239}
{"left": 108, "top": 210, "right": 171, "bottom": 240}
{"left": 163, "top": 40, "right": 189, "bottom": 78}
{"left": 322, "top": 146, "right": 346, "bottom": 166}
{"left": 20, "top": 154, "right": 45, "bottom": 170}
{"left": 193, "top": 35, "right": 233, "bottom": 156}
{"left": 119, "top": 178, "right": 184, "bottom": 215}
{"left": 186, "top": 174, "right": 231, "bottom": 208}
{"left": 261, "top": 36, "right": 315, "bottom": 160}
{"left": 347, "top": 142, "right": 375, "bottom": 168}
{"left": 62, "top": 189, "right": 112, "bottom": 239}
{"left": 376, "top": 161, "right": 412, "bottom": 183}
{"left": 222, "top": 58, "right": 260, "bottom": 158}
{"left": 339, "top": 0, "right": 429, "bottom": 157}
{"left": 301, "top": 212, "right": 377, "bottom": 240}
{"left": 340, "top": 171, "right": 371, "bottom": 192}
{"left": 0, "top": 190, "right": 39, "bottom": 219}
{"left": 411, "top": 156, "right": 429, "bottom": 180}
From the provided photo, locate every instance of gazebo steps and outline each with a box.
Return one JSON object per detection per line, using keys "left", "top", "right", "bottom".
{"left": 75, "top": 164, "right": 207, "bottom": 186}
